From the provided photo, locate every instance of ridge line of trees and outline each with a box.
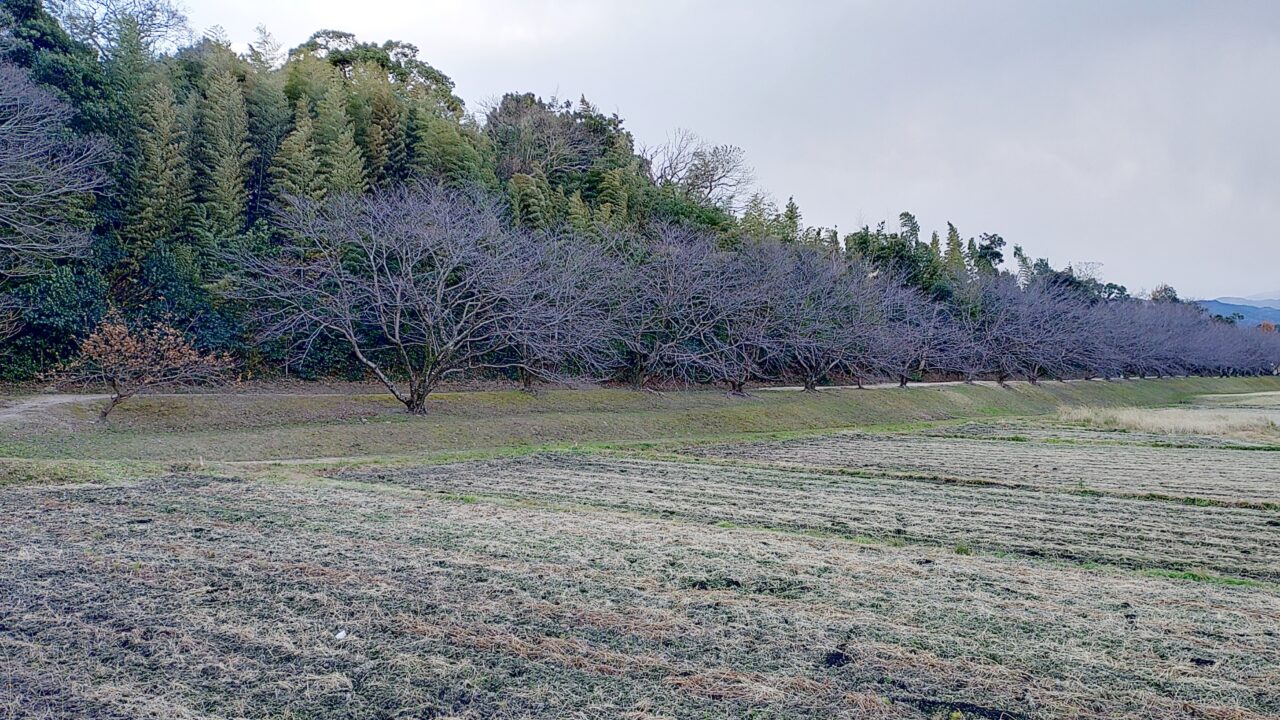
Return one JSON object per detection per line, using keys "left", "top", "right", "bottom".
{"left": 1, "top": 0, "right": 1276, "bottom": 409}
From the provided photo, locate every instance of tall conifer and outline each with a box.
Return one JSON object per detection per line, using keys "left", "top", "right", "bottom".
{"left": 270, "top": 100, "right": 324, "bottom": 203}
{"left": 127, "top": 76, "right": 193, "bottom": 258}
{"left": 194, "top": 68, "right": 254, "bottom": 238}
{"left": 314, "top": 80, "right": 367, "bottom": 196}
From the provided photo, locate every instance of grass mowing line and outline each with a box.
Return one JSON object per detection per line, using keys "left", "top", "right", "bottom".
{"left": 321, "top": 459, "right": 1276, "bottom": 590}
{"left": 297, "top": 464, "right": 1277, "bottom": 591}
{"left": 359, "top": 453, "right": 1280, "bottom": 579}
{"left": 1140, "top": 440, "right": 1280, "bottom": 451}
{"left": 1038, "top": 435, "right": 1280, "bottom": 451}
{"left": 609, "top": 448, "right": 1280, "bottom": 512}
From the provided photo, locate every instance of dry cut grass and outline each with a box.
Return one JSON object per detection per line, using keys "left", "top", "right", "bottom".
{"left": 3, "top": 473, "right": 1278, "bottom": 719}
{"left": 911, "top": 419, "right": 1276, "bottom": 449}
{"left": 1199, "top": 390, "right": 1280, "bottom": 410}
{"left": 1059, "top": 406, "right": 1280, "bottom": 439}
{"left": 5, "top": 383, "right": 1280, "bottom": 719}
{"left": 345, "top": 454, "right": 1280, "bottom": 581}
{"left": 685, "top": 432, "right": 1280, "bottom": 507}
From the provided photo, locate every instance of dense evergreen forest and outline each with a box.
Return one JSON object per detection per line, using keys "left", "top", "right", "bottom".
{"left": 1, "top": 0, "right": 1277, "bottom": 404}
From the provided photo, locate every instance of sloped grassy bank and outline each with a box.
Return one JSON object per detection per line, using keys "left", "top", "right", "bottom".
{"left": 1, "top": 377, "right": 1278, "bottom": 466}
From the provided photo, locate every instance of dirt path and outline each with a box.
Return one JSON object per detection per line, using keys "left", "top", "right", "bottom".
{"left": 0, "top": 391, "right": 389, "bottom": 424}
{"left": 0, "top": 393, "right": 109, "bottom": 423}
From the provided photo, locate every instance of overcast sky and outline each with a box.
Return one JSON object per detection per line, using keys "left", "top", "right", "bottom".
{"left": 185, "top": 0, "right": 1280, "bottom": 300}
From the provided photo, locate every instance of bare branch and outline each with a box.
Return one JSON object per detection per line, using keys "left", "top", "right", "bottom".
{"left": 229, "top": 183, "right": 539, "bottom": 413}
{"left": 0, "top": 63, "right": 112, "bottom": 279}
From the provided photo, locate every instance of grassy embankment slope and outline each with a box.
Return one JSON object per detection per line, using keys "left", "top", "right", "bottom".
{"left": 2, "top": 376, "right": 1278, "bottom": 481}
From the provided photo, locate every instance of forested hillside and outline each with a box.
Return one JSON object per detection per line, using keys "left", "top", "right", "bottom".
{"left": 1, "top": 0, "right": 1277, "bottom": 401}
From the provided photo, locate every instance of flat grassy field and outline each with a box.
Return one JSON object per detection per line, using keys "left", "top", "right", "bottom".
{"left": 2, "top": 378, "right": 1278, "bottom": 718}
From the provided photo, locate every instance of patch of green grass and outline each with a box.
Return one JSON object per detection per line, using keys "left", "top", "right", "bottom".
{"left": 441, "top": 492, "right": 479, "bottom": 504}
{"left": 0, "top": 458, "right": 165, "bottom": 486}
{"left": 1140, "top": 569, "right": 1264, "bottom": 588}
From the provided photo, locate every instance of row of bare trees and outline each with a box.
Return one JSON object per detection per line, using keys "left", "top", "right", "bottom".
{"left": 228, "top": 184, "right": 1280, "bottom": 414}
{"left": 940, "top": 278, "right": 1280, "bottom": 384}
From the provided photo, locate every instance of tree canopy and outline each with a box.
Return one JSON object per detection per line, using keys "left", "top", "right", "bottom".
{"left": 1, "top": 0, "right": 1275, "bottom": 392}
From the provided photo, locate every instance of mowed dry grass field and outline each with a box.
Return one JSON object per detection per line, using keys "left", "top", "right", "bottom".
{"left": 1, "top": 379, "right": 1278, "bottom": 719}
{"left": 682, "top": 430, "right": 1280, "bottom": 507}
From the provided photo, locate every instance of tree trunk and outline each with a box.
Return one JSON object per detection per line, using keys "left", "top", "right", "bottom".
{"left": 404, "top": 391, "right": 428, "bottom": 415}
{"left": 898, "top": 375, "right": 908, "bottom": 388}
{"left": 520, "top": 367, "right": 535, "bottom": 393}
{"left": 98, "top": 380, "right": 128, "bottom": 422}
{"left": 98, "top": 395, "right": 123, "bottom": 423}
{"left": 802, "top": 377, "right": 818, "bottom": 392}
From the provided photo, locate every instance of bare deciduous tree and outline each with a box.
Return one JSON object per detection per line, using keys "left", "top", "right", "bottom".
{"left": 739, "top": 242, "right": 894, "bottom": 392}
{"left": 0, "top": 293, "right": 23, "bottom": 342}
{"left": 0, "top": 63, "right": 112, "bottom": 279}
{"left": 645, "top": 128, "right": 701, "bottom": 187}
{"left": 645, "top": 128, "right": 753, "bottom": 211}
{"left": 57, "top": 312, "right": 234, "bottom": 421}
{"left": 945, "top": 277, "right": 1103, "bottom": 385}
{"left": 770, "top": 244, "right": 854, "bottom": 390}
{"left": 218, "top": 181, "right": 1279, "bottom": 396}
{"left": 47, "top": 0, "right": 190, "bottom": 54}
{"left": 231, "top": 184, "right": 542, "bottom": 414}
{"left": 614, "top": 225, "right": 743, "bottom": 388}
{"left": 685, "top": 143, "right": 752, "bottom": 211}
{"left": 873, "top": 277, "right": 946, "bottom": 388}
{"left": 497, "top": 228, "right": 622, "bottom": 389}
{"left": 678, "top": 241, "right": 786, "bottom": 394}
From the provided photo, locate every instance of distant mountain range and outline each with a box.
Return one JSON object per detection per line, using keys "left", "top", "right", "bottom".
{"left": 1196, "top": 295, "right": 1280, "bottom": 327}
{"left": 1213, "top": 296, "right": 1280, "bottom": 309}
